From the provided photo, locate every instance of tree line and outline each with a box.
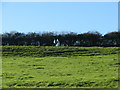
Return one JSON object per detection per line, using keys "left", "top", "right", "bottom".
{"left": 1, "top": 31, "right": 120, "bottom": 47}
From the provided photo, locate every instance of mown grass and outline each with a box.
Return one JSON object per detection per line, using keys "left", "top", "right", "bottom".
{"left": 1, "top": 46, "right": 120, "bottom": 88}
{"left": 2, "top": 46, "right": 119, "bottom": 57}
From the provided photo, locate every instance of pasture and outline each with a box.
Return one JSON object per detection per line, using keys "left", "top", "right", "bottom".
{"left": 1, "top": 46, "right": 120, "bottom": 88}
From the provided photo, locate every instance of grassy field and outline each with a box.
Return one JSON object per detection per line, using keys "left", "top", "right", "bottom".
{"left": 1, "top": 46, "right": 120, "bottom": 88}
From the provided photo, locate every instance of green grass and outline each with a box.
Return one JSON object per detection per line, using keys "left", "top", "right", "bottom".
{"left": 1, "top": 46, "right": 120, "bottom": 88}
{"left": 2, "top": 46, "right": 119, "bottom": 57}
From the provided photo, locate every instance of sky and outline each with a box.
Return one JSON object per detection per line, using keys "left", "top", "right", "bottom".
{"left": 2, "top": 2, "right": 118, "bottom": 35}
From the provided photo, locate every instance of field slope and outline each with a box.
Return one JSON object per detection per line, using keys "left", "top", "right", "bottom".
{"left": 2, "top": 46, "right": 120, "bottom": 88}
